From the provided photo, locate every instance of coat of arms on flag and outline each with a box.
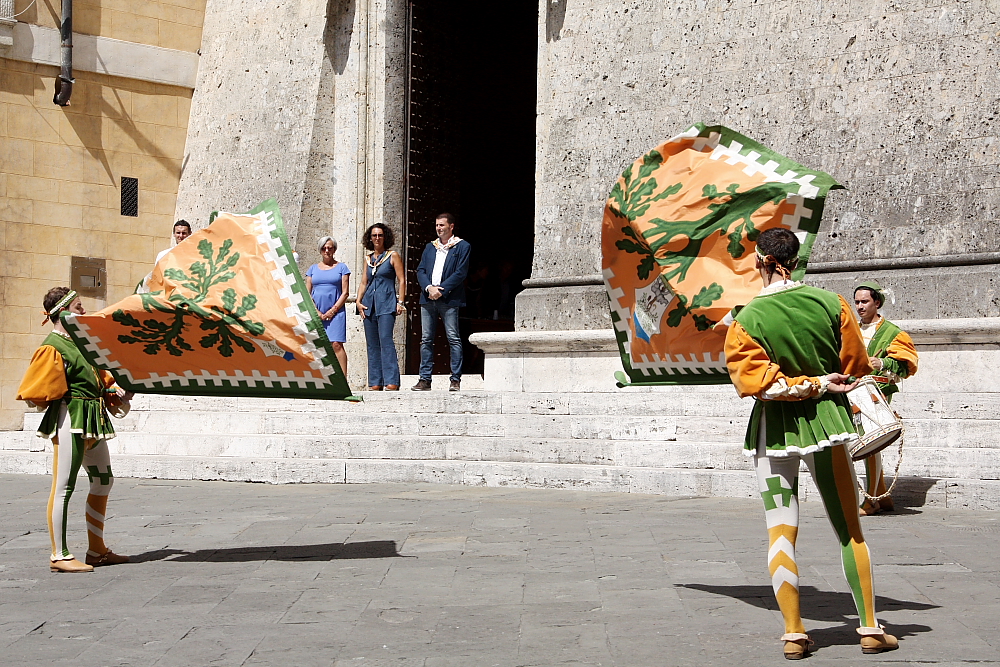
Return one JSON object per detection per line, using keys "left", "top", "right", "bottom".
{"left": 603, "top": 124, "right": 843, "bottom": 386}
{"left": 64, "top": 199, "right": 356, "bottom": 400}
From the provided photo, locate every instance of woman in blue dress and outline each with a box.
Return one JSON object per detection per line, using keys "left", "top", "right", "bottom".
{"left": 306, "top": 236, "right": 351, "bottom": 376}
{"left": 356, "top": 223, "right": 406, "bottom": 390}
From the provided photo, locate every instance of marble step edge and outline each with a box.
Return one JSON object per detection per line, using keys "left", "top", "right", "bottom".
{"left": 14, "top": 415, "right": 999, "bottom": 451}
{"left": 90, "top": 389, "right": 998, "bottom": 412}
{"left": 1, "top": 451, "right": 997, "bottom": 510}
{"left": 1, "top": 437, "right": 991, "bottom": 479}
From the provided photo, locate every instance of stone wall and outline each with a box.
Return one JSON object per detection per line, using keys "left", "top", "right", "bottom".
{"left": 175, "top": 0, "right": 408, "bottom": 387}
{"left": 528, "top": 0, "right": 1000, "bottom": 331}
{"left": 0, "top": 1, "right": 206, "bottom": 430}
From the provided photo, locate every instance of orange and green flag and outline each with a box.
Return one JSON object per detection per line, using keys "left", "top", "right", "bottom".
{"left": 64, "top": 199, "right": 356, "bottom": 400}
{"left": 603, "top": 123, "right": 843, "bottom": 386}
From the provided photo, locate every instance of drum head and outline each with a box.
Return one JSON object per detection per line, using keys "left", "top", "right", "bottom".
{"left": 850, "top": 427, "right": 902, "bottom": 461}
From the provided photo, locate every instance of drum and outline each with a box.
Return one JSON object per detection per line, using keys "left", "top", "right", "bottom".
{"left": 846, "top": 377, "right": 902, "bottom": 461}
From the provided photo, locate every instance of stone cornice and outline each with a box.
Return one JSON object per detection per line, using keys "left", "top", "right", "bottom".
{"left": 471, "top": 318, "right": 1000, "bottom": 354}
{"left": 8, "top": 22, "right": 199, "bottom": 89}
{"left": 470, "top": 329, "right": 617, "bottom": 354}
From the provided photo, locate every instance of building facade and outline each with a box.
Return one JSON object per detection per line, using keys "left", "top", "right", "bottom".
{"left": 0, "top": 0, "right": 206, "bottom": 429}
{"left": 4, "top": 0, "right": 999, "bottom": 503}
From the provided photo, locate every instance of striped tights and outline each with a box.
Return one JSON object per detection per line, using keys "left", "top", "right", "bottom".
{"left": 47, "top": 403, "right": 114, "bottom": 562}
{"left": 754, "top": 443, "right": 884, "bottom": 637}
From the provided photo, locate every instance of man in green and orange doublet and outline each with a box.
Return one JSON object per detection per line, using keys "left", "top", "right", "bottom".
{"left": 17, "top": 288, "right": 132, "bottom": 573}
{"left": 854, "top": 281, "right": 918, "bottom": 515}
{"left": 724, "top": 229, "right": 899, "bottom": 659}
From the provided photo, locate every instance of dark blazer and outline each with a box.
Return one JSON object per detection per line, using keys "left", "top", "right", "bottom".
{"left": 415, "top": 239, "right": 471, "bottom": 306}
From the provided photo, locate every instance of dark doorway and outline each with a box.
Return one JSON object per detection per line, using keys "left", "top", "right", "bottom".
{"left": 403, "top": 0, "right": 537, "bottom": 376}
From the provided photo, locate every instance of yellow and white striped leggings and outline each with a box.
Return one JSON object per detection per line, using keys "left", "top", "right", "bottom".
{"left": 754, "top": 443, "right": 885, "bottom": 637}
{"left": 48, "top": 403, "right": 114, "bottom": 562}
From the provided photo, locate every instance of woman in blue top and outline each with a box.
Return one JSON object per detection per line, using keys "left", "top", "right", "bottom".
{"left": 356, "top": 223, "right": 406, "bottom": 390}
{"left": 306, "top": 236, "right": 351, "bottom": 376}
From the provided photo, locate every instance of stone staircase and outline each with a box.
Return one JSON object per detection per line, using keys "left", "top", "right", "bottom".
{"left": 2, "top": 381, "right": 998, "bottom": 509}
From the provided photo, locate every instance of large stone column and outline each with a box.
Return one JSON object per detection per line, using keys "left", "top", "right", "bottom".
{"left": 175, "top": 0, "right": 407, "bottom": 388}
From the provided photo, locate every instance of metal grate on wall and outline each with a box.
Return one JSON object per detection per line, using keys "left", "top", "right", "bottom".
{"left": 120, "top": 177, "right": 139, "bottom": 217}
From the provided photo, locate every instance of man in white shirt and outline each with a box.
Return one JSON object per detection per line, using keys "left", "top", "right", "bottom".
{"left": 136, "top": 220, "right": 192, "bottom": 293}
{"left": 413, "top": 213, "right": 471, "bottom": 391}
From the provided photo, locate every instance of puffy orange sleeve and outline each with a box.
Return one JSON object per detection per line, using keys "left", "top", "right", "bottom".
{"left": 16, "top": 345, "right": 68, "bottom": 407}
{"left": 838, "top": 296, "right": 873, "bottom": 378}
{"left": 725, "top": 321, "right": 823, "bottom": 400}
{"left": 885, "top": 330, "right": 918, "bottom": 377}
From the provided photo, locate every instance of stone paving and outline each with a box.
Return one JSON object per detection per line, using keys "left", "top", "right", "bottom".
{"left": 1, "top": 473, "right": 998, "bottom": 666}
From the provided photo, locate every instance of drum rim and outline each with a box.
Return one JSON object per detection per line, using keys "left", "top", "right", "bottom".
{"left": 850, "top": 428, "right": 902, "bottom": 461}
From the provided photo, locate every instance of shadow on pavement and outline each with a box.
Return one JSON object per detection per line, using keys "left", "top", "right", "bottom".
{"left": 129, "top": 541, "right": 401, "bottom": 563}
{"left": 678, "top": 584, "right": 935, "bottom": 652}
{"left": 677, "top": 583, "right": 938, "bottom": 623}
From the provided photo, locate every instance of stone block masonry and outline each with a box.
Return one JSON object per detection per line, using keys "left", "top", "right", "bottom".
{"left": 530, "top": 0, "right": 1000, "bottom": 330}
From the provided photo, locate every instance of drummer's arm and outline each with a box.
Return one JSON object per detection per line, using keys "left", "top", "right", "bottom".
{"left": 838, "top": 296, "right": 873, "bottom": 379}
{"left": 881, "top": 331, "right": 918, "bottom": 379}
{"left": 725, "top": 322, "right": 828, "bottom": 401}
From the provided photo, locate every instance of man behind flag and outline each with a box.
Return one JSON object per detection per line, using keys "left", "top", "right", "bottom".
{"left": 724, "top": 228, "right": 898, "bottom": 659}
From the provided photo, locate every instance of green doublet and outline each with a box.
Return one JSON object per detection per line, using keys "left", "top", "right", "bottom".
{"left": 735, "top": 284, "right": 858, "bottom": 456}
{"left": 867, "top": 319, "right": 904, "bottom": 401}
{"left": 37, "top": 332, "right": 116, "bottom": 443}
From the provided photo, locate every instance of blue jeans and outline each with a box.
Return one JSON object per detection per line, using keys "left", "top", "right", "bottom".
{"left": 363, "top": 313, "right": 400, "bottom": 387}
{"left": 419, "top": 301, "right": 462, "bottom": 382}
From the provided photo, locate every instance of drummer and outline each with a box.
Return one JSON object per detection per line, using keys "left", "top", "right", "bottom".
{"left": 854, "top": 281, "right": 919, "bottom": 515}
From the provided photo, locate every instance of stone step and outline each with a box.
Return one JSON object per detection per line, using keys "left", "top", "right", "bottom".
{"left": 118, "top": 388, "right": 753, "bottom": 416}
{"left": 17, "top": 407, "right": 998, "bottom": 453}
{"left": 2, "top": 449, "right": 997, "bottom": 510}
{"left": 2, "top": 427, "right": 996, "bottom": 481}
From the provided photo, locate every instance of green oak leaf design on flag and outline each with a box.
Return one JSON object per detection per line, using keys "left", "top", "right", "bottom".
{"left": 163, "top": 238, "right": 239, "bottom": 302}
{"left": 641, "top": 180, "right": 805, "bottom": 285}
{"left": 665, "top": 283, "right": 724, "bottom": 331}
{"left": 113, "top": 243, "right": 265, "bottom": 358}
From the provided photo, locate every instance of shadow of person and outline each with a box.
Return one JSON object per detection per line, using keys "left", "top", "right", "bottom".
{"left": 676, "top": 584, "right": 936, "bottom": 650}
{"left": 894, "top": 476, "right": 942, "bottom": 511}
{"left": 128, "top": 541, "right": 401, "bottom": 563}
{"left": 678, "top": 583, "right": 939, "bottom": 621}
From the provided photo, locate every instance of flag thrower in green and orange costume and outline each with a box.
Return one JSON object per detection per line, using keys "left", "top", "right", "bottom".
{"left": 602, "top": 123, "right": 843, "bottom": 386}
{"left": 62, "top": 199, "right": 356, "bottom": 401}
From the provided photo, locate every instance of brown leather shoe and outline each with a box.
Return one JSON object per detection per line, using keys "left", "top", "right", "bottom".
{"left": 860, "top": 500, "right": 880, "bottom": 516}
{"left": 368, "top": 385, "right": 383, "bottom": 391}
{"left": 860, "top": 631, "right": 898, "bottom": 654}
{"left": 878, "top": 495, "right": 895, "bottom": 512}
{"left": 384, "top": 385, "right": 399, "bottom": 391}
{"left": 411, "top": 379, "right": 432, "bottom": 391}
{"left": 781, "top": 633, "right": 812, "bottom": 660}
{"left": 50, "top": 558, "right": 94, "bottom": 573}
{"left": 85, "top": 550, "right": 130, "bottom": 567}
{"left": 449, "top": 379, "right": 461, "bottom": 392}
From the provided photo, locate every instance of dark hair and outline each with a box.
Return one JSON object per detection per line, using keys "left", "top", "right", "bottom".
{"left": 362, "top": 223, "right": 395, "bottom": 251}
{"left": 435, "top": 212, "right": 457, "bottom": 228}
{"left": 43, "top": 286, "right": 73, "bottom": 323}
{"left": 756, "top": 228, "right": 800, "bottom": 269}
{"left": 854, "top": 286, "right": 884, "bottom": 308}
{"left": 173, "top": 220, "right": 191, "bottom": 232}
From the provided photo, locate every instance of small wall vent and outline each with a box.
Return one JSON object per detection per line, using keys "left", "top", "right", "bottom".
{"left": 120, "top": 176, "right": 139, "bottom": 217}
